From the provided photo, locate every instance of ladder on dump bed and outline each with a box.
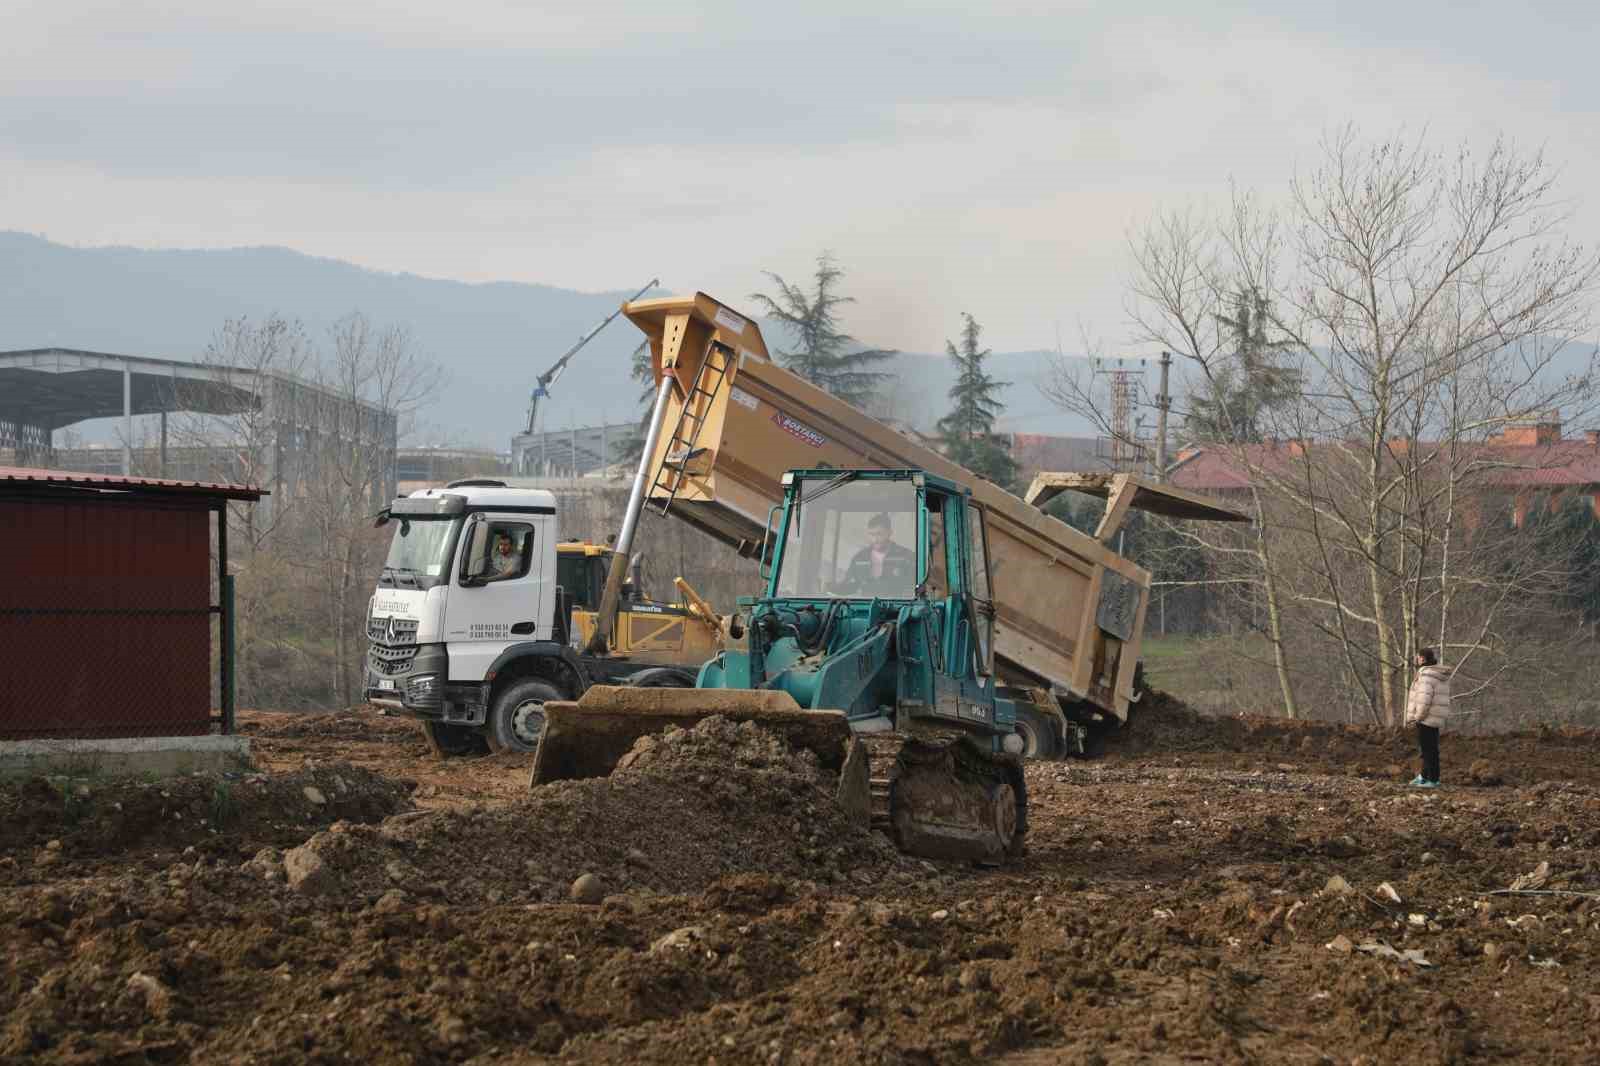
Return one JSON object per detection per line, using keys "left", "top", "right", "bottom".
{"left": 648, "top": 340, "right": 735, "bottom": 516}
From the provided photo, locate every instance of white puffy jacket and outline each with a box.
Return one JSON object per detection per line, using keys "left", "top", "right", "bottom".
{"left": 1405, "top": 665, "right": 1452, "bottom": 729}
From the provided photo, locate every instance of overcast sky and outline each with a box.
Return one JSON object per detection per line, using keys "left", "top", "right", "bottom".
{"left": 5, "top": 0, "right": 1598, "bottom": 358}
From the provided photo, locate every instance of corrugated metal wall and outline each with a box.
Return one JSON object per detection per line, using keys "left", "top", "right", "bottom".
{"left": 0, "top": 495, "right": 213, "bottom": 739}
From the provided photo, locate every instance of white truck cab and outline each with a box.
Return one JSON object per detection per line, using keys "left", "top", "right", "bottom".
{"left": 365, "top": 480, "right": 586, "bottom": 753}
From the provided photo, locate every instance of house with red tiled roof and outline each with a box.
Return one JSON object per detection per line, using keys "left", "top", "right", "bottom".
{"left": 1167, "top": 419, "right": 1600, "bottom": 526}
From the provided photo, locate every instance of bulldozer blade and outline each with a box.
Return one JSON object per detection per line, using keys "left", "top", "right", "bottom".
{"left": 529, "top": 685, "right": 861, "bottom": 790}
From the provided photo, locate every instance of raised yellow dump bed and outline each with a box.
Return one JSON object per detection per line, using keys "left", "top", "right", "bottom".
{"left": 619, "top": 292, "right": 1246, "bottom": 723}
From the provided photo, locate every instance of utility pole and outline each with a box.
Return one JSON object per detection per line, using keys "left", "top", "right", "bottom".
{"left": 1155, "top": 350, "right": 1172, "bottom": 481}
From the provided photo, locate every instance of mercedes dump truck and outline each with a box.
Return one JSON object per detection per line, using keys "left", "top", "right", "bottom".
{"left": 363, "top": 479, "right": 728, "bottom": 755}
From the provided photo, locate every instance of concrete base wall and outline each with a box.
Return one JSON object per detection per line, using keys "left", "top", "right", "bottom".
{"left": 0, "top": 735, "right": 252, "bottom": 779}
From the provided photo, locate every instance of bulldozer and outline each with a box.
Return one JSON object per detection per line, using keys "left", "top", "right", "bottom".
{"left": 525, "top": 288, "right": 1246, "bottom": 861}
{"left": 534, "top": 467, "right": 1029, "bottom": 863}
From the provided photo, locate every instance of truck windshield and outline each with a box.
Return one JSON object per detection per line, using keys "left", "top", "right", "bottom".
{"left": 774, "top": 479, "right": 917, "bottom": 599}
{"left": 381, "top": 517, "right": 460, "bottom": 591}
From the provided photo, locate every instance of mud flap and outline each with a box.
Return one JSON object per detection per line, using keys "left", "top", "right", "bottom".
{"left": 529, "top": 685, "right": 857, "bottom": 788}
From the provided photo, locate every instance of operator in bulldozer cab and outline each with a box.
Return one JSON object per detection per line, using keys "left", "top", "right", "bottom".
{"left": 834, "top": 511, "right": 914, "bottom": 597}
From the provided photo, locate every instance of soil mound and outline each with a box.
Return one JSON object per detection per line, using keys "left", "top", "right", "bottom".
{"left": 1108, "top": 690, "right": 1230, "bottom": 752}
{"left": 231, "top": 715, "right": 902, "bottom": 907}
{"left": 0, "top": 765, "right": 412, "bottom": 885}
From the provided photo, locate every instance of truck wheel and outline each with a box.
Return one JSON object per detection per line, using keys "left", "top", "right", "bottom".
{"left": 420, "top": 721, "right": 490, "bottom": 758}
{"left": 1012, "top": 704, "right": 1061, "bottom": 760}
{"left": 486, "top": 678, "right": 564, "bottom": 754}
{"left": 623, "top": 667, "right": 695, "bottom": 688}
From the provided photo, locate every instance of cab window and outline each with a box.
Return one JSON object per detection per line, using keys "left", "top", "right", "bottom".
{"left": 462, "top": 521, "right": 534, "bottom": 584}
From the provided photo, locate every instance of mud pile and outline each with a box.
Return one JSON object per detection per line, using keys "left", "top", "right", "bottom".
{"left": 9, "top": 706, "right": 1600, "bottom": 1063}
{"left": 0, "top": 765, "right": 412, "bottom": 887}
{"left": 234, "top": 716, "right": 902, "bottom": 908}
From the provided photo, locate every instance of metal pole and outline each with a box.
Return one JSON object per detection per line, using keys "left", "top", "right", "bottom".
{"left": 1156, "top": 350, "right": 1172, "bottom": 481}
{"left": 159, "top": 410, "right": 168, "bottom": 476}
{"left": 122, "top": 365, "right": 133, "bottom": 475}
{"left": 586, "top": 376, "right": 676, "bottom": 655}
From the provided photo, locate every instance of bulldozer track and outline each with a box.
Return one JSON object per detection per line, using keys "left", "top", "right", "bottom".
{"left": 860, "top": 731, "right": 1027, "bottom": 864}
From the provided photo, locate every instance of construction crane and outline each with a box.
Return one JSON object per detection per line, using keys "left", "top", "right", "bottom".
{"left": 517, "top": 278, "right": 658, "bottom": 474}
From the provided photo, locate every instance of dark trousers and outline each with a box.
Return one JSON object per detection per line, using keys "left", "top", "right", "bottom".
{"left": 1416, "top": 724, "right": 1440, "bottom": 783}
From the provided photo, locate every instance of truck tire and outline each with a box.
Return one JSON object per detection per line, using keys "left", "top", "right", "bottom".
{"left": 622, "top": 666, "right": 696, "bottom": 688}
{"left": 486, "top": 678, "right": 564, "bottom": 754}
{"left": 420, "top": 721, "right": 490, "bottom": 759}
{"left": 1012, "top": 703, "right": 1061, "bottom": 760}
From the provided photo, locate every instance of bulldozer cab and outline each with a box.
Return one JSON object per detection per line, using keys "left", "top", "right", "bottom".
{"left": 771, "top": 474, "right": 918, "bottom": 599}
{"left": 767, "top": 469, "right": 996, "bottom": 681}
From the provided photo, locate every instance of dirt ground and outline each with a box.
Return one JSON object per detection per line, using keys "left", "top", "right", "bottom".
{"left": 4, "top": 698, "right": 1599, "bottom": 1065}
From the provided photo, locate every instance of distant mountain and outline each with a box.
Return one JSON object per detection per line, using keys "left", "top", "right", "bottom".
{"left": 0, "top": 232, "right": 1090, "bottom": 447}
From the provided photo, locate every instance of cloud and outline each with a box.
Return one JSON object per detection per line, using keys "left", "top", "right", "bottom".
{"left": 3, "top": 2, "right": 1597, "bottom": 357}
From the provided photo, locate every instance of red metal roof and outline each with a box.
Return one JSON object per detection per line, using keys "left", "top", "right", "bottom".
{"left": 0, "top": 466, "right": 266, "bottom": 500}
{"left": 1169, "top": 440, "right": 1600, "bottom": 494}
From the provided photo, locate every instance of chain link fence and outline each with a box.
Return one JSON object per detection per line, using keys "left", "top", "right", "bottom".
{"left": 0, "top": 576, "right": 234, "bottom": 741}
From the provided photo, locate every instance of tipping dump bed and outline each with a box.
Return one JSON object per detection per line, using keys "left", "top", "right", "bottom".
{"left": 624, "top": 292, "right": 1245, "bottom": 721}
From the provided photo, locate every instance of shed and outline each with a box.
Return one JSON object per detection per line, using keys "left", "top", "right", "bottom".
{"left": 0, "top": 467, "right": 264, "bottom": 741}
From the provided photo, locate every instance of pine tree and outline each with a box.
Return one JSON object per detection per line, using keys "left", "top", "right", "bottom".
{"left": 937, "top": 313, "right": 1016, "bottom": 486}
{"left": 749, "top": 253, "right": 894, "bottom": 408}
{"left": 1186, "top": 287, "right": 1301, "bottom": 442}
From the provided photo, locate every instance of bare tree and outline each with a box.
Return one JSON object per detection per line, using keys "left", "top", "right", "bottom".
{"left": 1118, "top": 197, "right": 1305, "bottom": 718}
{"left": 298, "top": 313, "right": 443, "bottom": 707}
{"left": 170, "top": 316, "right": 317, "bottom": 705}
{"left": 1101, "top": 129, "right": 1600, "bottom": 726}
{"left": 181, "top": 314, "right": 315, "bottom": 549}
{"left": 1268, "top": 129, "right": 1600, "bottom": 723}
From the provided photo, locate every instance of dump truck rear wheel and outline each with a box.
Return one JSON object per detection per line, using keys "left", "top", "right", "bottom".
{"left": 487, "top": 678, "right": 564, "bottom": 754}
{"left": 622, "top": 667, "right": 696, "bottom": 688}
{"left": 1011, "top": 704, "right": 1060, "bottom": 760}
{"left": 420, "top": 721, "right": 490, "bottom": 759}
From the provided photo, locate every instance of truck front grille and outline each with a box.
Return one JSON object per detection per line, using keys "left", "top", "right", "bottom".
{"left": 367, "top": 617, "right": 419, "bottom": 644}
{"left": 368, "top": 643, "right": 419, "bottom": 676}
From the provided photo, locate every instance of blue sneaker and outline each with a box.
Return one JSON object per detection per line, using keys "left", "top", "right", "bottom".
{"left": 1408, "top": 775, "right": 1428, "bottom": 787}
{"left": 1421, "top": 780, "right": 1440, "bottom": 789}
